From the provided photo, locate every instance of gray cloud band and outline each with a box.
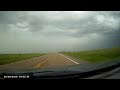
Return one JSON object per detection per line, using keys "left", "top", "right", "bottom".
{"left": 0, "top": 11, "right": 120, "bottom": 53}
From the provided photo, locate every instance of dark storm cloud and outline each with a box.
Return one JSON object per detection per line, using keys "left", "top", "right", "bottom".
{"left": 68, "top": 11, "right": 120, "bottom": 38}
{"left": 1, "top": 11, "right": 119, "bottom": 36}
{"left": 27, "top": 11, "right": 120, "bottom": 38}
{"left": 0, "top": 11, "right": 47, "bottom": 32}
{"left": 0, "top": 11, "right": 120, "bottom": 53}
{"left": 28, "top": 16, "right": 47, "bottom": 32}
{"left": 0, "top": 11, "right": 26, "bottom": 24}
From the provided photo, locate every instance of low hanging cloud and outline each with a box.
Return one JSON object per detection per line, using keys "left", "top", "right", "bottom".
{"left": 0, "top": 11, "right": 120, "bottom": 53}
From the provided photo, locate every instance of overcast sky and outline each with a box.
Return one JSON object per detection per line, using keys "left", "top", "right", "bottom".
{"left": 0, "top": 11, "right": 120, "bottom": 53}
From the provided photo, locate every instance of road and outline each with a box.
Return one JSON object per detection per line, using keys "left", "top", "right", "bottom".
{"left": 0, "top": 53, "right": 88, "bottom": 71}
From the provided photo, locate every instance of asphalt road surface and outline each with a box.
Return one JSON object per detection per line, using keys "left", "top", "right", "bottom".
{"left": 0, "top": 53, "right": 89, "bottom": 71}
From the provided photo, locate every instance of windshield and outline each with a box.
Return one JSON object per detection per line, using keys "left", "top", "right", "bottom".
{"left": 0, "top": 11, "right": 120, "bottom": 79}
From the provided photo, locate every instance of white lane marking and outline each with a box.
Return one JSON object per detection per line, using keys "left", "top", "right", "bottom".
{"left": 59, "top": 53, "right": 79, "bottom": 64}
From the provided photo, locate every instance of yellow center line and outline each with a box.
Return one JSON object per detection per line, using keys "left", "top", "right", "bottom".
{"left": 33, "top": 59, "right": 48, "bottom": 68}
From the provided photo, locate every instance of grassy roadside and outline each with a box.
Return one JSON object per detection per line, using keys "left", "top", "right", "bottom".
{"left": 0, "top": 54, "right": 45, "bottom": 65}
{"left": 63, "top": 47, "right": 120, "bottom": 63}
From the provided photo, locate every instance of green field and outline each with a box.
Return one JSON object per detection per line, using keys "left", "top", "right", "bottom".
{"left": 0, "top": 54, "right": 45, "bottom": 65}
{"left": 63, "top": 47, "right": 120, "bottom": 62}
